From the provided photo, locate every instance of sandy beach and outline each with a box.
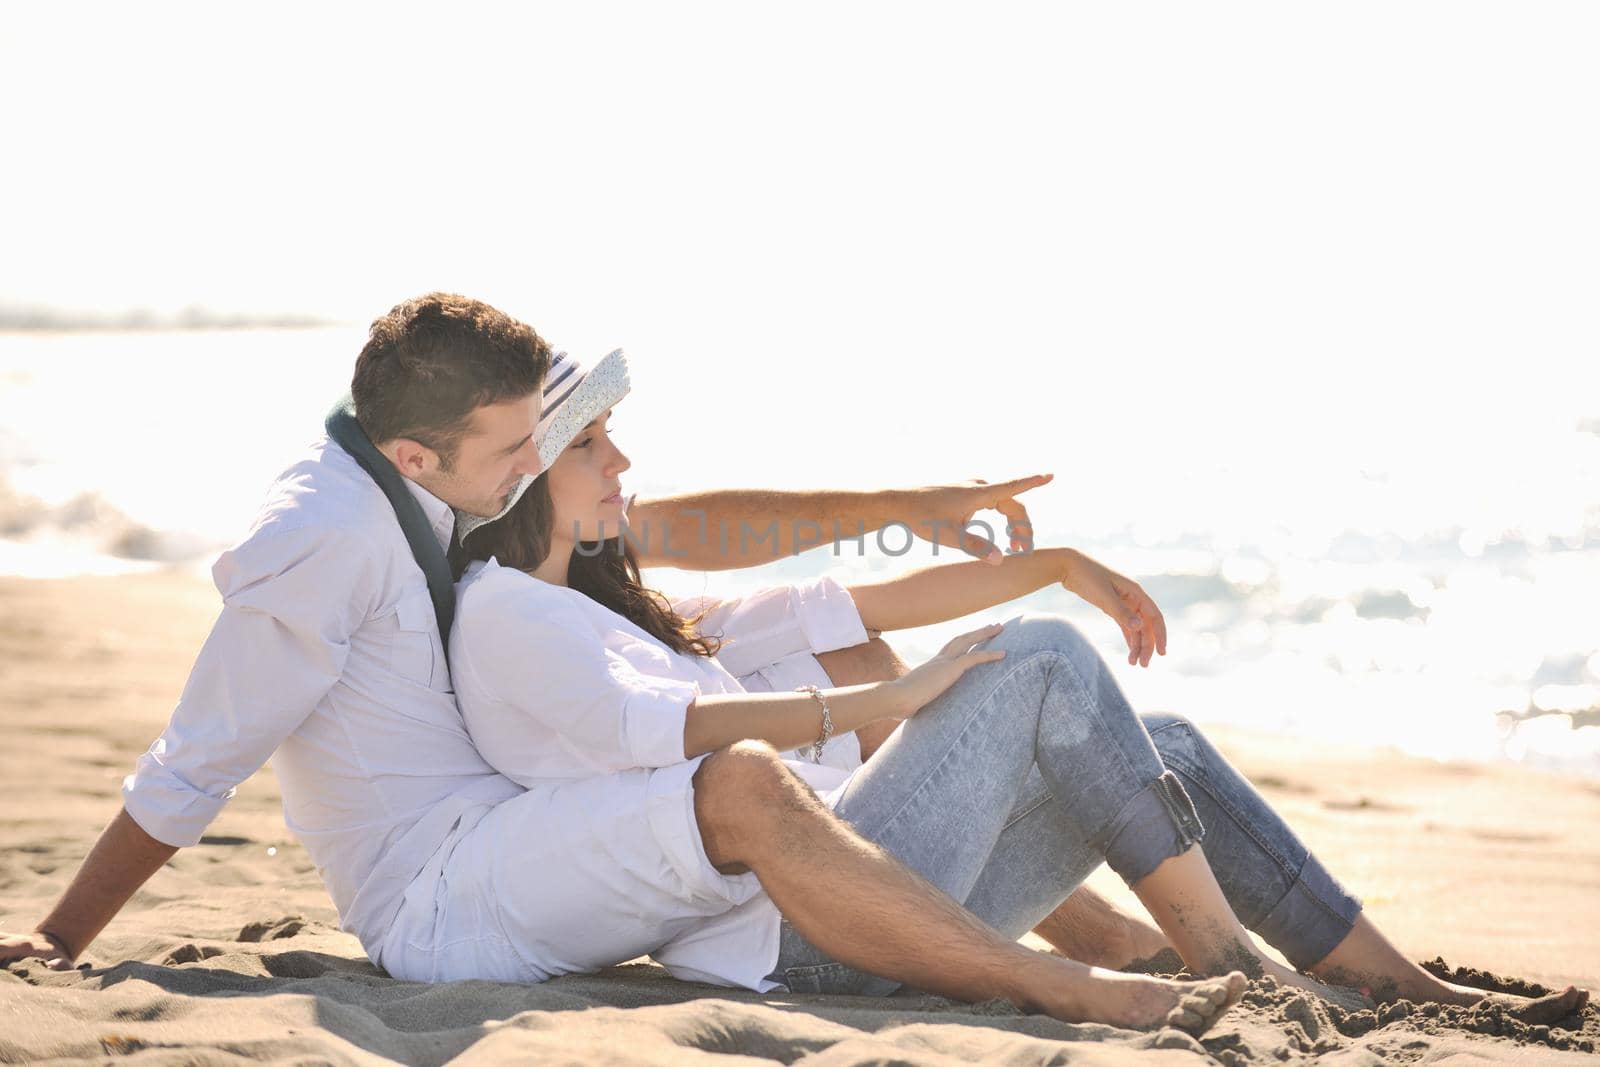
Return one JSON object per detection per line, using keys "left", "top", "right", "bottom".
{"left": 2, "top": 570, "right": 1596, "bottom": 1064}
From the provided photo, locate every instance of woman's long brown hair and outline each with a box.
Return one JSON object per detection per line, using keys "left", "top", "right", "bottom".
{"left": 453, "top": 477, "right": 721, "bottom": 658}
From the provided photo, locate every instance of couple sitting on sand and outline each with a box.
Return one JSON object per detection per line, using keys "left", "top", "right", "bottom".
{"left": 2, "top": 293, "right": 1586, "bottom": 1036}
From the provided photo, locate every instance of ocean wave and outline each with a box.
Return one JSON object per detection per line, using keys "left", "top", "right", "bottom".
{"left": 0, "top": 300, "right": 339, "bottom": 332}
{"left": 0, "top": 474, "right": 219, "bottom": 566}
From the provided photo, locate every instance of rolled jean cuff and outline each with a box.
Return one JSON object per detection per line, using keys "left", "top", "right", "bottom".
{"left": 1253, "top": 852, "right": 1363, "bottom": 971}
{"left": 1101, "top": 770, "right": 1207, "bottom": 886}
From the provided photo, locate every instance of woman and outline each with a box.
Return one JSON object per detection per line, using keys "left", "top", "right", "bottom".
{"left": 437, "top": 348, "right": 1587, "bottom": 1032}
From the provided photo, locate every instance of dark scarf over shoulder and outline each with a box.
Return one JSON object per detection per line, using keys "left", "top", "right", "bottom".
{"left": 324, "top": 396, "right": 455, "bottom": 665}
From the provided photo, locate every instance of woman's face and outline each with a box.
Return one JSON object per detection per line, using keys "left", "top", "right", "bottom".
{"left": 545, "top": 408, "right": 630, "bottom": 544}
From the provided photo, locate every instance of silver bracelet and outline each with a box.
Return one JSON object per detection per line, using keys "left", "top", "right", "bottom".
{"left": 795, "top": 684, "right": 832, "bottom": 762}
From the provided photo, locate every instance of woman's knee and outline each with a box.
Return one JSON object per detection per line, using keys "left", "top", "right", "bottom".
{"left": 995, "top": 612, "right": 1096, "bottom": 663}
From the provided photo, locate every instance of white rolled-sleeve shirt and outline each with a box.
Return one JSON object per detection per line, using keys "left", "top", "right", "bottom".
{"left": 450, "top": 559, "right": 872, "bottom": 788}
{"left": 121, "top": 438, "right": 875, "bottom": 978}
{"left": 448, "top": 558, "right": 872, "bottom": 990}
{"left": 121, "top": 439, "right": 522, "bottom": 959}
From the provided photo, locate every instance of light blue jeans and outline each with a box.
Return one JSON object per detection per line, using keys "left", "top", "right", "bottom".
{"left": 766, "top": 612, "right": 1363, "bottom": 994}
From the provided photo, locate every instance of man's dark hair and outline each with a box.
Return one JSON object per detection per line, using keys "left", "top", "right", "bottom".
{"left": 351, "top": 293, "right": 550, "bottom": 469}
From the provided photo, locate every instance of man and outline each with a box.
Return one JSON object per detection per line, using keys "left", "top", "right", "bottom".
{"left": 0, "top": 291, "right": 1170, "bottom": 984}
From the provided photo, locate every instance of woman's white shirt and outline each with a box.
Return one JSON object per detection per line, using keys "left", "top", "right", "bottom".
{"left": 447, "top": 557, "right": 871, "bottom": 990}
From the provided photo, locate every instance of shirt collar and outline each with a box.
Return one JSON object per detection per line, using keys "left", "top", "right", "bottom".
{"left": 403, "top": 477, "right": 457, "bottom": 553}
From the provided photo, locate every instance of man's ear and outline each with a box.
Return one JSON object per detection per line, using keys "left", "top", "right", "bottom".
{"left": 381, "top": 437, "right": 437, "bottom": 478}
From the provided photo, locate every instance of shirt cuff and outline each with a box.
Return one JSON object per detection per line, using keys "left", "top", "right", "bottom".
{"left": 120, "top": 740, "right": 234, "bottom": 848}
{"left": 621, "top": 676, "right": 701, "bottom": 767}
{"left": 792, "top": 576, "right": 870, "bottom": 655}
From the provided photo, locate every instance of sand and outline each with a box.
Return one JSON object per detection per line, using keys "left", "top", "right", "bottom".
{"left": 2, "top": 571, "right": 1596, "bottom": 1064}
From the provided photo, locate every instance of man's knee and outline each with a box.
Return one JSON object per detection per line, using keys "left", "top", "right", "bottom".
{"left": 692, "top": 740, "right": 793, "bottom": 872}
{"left": 695, "top": 739, "right": 788, "bottom": 808}
{"left": 814, "top": 636, "right": 908, "bottom": 687}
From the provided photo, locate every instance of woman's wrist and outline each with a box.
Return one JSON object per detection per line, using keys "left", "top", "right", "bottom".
{"left": 870, "top": 678, "right": 916, "bottom": 721}
{"left": 820, "top": 681, "right": 914, "bottom": 728}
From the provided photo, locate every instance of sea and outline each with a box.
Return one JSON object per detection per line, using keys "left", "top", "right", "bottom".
{"left": 3, "top": 325, "right": 1598, "bottom": 778}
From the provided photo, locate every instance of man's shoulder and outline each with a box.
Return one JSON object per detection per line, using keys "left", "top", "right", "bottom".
{"left": 245, "top": 438, "right": 394, "bottom": 538}
{"left": 216, "top": 439, "right": 399, "bottom": 583}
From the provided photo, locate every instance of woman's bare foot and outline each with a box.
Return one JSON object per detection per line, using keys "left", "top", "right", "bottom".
{"left": 1306, "top": 915, "right": 1591, "bottom": 1019}
{"left": 1471, "top": 986, "right": 1590, "bottom": 1024}
{"left": 1043, "top": 965, "right": 1249, "bottom": 1036}
{"left": 1311, "top": 962, "right": 1590, "bottom": 1021}
{"left": 1420, "top": 979, "right": 1580, "bottom": 1023}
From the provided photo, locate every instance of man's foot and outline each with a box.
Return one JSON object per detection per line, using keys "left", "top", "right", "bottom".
{"left": 1047, "top": 966, "right": 1249, "bottom": 1037}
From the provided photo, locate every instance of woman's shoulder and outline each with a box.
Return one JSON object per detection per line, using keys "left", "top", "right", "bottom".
{"left": 455, "top": 558, "right": 591, "bottom": 627}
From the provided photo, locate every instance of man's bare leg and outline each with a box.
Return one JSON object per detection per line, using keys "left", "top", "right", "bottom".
{"left": 1033, "top": 885, "right": 1175, "bottom": 970}
{"left": 815, "top": 637, "right": 1173, "bottom": 969}
{"left": 693, "top": 739, "right": 1246, "bottom": 1034}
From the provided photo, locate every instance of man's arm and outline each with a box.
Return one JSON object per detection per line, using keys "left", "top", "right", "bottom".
{"left": 626, "top": 475, "right": 1052, "bottom": 571}
{"left": 2, "top": 810, "right": 177, "bottom": 968}
{"left": 0, "top": 524, "right": 376, "bottom": 968}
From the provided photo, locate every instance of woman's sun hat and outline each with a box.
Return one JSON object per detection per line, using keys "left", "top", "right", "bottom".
{"left": 535, "top": 347, "right": 631, "bottom": 468}
{"left": 454, "top": 347, "right": 631, "bottom": 543}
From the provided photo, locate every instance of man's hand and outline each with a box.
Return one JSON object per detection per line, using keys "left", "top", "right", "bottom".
{"left": 1061, "top": 551, "right": 1168, "bottom": 667}
{"left": 0, "top": 929, "right": 76, "bottom": 971}
{"left": 0, "top": 808, "right": 180, "bottom": 976}
{"left": 903, "top": 474, "right": 1054, "bottom": 564}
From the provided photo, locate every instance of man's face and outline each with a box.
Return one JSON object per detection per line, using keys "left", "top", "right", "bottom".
{"left": 413, "top": 394, "right": 543, "bottom": 516}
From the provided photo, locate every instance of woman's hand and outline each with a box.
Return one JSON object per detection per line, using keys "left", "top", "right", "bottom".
{"left": 885, "top": 623, "right": 1007, "bottom": 718}
{"left": 0, "top": 929, "right": 76, "bottom": 971}
{"left": 1061, "top": 552, "right": 1167, "bottom": 667}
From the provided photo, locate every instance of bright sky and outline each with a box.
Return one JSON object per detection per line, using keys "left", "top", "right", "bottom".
{"left": 4, "top": 2, "right": 1599, "bottom": 529}
{"left": 4, "top": 4, "right": 1599, "bottom": 773}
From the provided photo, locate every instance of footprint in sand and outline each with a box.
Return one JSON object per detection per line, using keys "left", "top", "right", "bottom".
{"left": 1322, "top": 797, "right": 1410, "bottom": 813}
{"left": 164, "top": 943, "right": 225, "bottom": 965}
{"left": 237, "top": 916, "right": 308, "bottom": 942}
